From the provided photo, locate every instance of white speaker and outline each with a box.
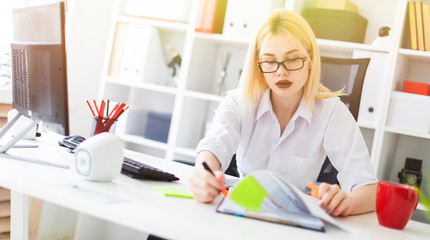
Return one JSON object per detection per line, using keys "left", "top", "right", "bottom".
{"left": 74, "top": 132, "right": 123, "bottom": 182}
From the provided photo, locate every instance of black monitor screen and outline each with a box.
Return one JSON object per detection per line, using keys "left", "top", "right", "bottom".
{"left": 11, "top": 2, "right": 69, "bottom": 135}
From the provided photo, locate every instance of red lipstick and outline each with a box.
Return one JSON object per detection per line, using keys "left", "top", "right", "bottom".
{"left": 276, "top": 80, "right": 292, "bottom": 88}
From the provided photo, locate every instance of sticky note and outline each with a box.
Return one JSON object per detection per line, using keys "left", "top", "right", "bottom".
{"left": 229, "top": 175, "right": 267, "bottom": 211}
{"left": 156, "top": 187, "right": 194, "bottom": 199}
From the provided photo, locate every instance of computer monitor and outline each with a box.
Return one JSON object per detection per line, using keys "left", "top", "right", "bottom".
{"left": 0, "top": 2, "right": 69, "bottom": 168}
{"left": 11, "top": 1, "right": 69, "bottom": 135}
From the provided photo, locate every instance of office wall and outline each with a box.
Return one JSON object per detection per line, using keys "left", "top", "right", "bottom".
{"left": 67, "top": 0, "right": 115, "bottom": 137}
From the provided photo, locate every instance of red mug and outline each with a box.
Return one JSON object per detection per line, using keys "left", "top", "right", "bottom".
{"left": 376, "top": 181, "right": 419, "bottom": 230}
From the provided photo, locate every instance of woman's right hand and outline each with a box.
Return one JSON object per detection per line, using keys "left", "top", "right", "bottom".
{"left": 189, "top": 152, "right": 225, "bottom": 203}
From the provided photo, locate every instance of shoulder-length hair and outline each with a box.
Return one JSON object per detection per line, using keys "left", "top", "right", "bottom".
{"left": 238, "top": 9, "right": 341, "bottom": 114}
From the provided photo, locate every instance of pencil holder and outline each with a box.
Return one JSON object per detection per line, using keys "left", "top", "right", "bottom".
{"left": 90, "top": 116, "right": 117, "bottom": 136}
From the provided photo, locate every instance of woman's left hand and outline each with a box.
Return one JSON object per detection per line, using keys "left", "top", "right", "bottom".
{"left": 317, "top": 183, "right": 353, "bottom": 217}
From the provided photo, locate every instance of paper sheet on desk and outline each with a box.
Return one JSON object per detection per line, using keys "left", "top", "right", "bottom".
{"left": 53, "top": 184, "right": 129, "bottom": 204}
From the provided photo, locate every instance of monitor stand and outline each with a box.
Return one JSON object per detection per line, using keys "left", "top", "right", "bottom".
{"left": 0, "top": 112, "right": 69, "bottom": 169}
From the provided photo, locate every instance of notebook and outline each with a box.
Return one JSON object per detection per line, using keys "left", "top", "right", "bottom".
{"left": 216, "top": 170, "right": 355, "bottom": 232}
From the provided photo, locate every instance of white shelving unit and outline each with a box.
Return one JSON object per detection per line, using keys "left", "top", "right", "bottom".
{"left": 99, "top": 0, "right": 430, "bottom": 199}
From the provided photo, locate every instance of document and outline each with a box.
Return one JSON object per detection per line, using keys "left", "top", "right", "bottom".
{"left": 53, "top": 184, "right": 129, "bottom": 204}
{"left": 216, "top": 170, "right": 355, "bottom": 232}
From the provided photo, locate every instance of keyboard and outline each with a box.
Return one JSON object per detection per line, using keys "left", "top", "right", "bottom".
{"left": 121, "top": 157, "right": 180, "bottom": 182}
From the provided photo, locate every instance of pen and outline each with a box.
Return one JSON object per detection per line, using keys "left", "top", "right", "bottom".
{"left": 106, "top": 99, "right": 110, "bottom": 118}
{"left": 202, "top": 161, "right": 228, "bottom": 198}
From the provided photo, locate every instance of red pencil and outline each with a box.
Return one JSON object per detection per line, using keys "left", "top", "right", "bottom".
{"left": 93, "top": 100, "right": 100, "bottom": 116}
{"left": 99, "top": 100, "right": 106, "bottom": 118}
{"left": 86, "top": 100, "right": 95, "bottom": 116}
{"left": 107, "top": 103, "right": 120, "bottom": 119}
{"left": 111, "top": 103, "right": 126, "bottom": 120}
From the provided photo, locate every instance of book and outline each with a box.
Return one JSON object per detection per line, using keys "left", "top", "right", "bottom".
{"left": 422, "top": 3, "right": 430, "bottom": 51}
{"left": 415, "top": 1, "right": 425, "bottom": 51}
{"left": 216, "top": 170, "right": 355, "bottom": 232}
{"left": 409, "top": 1, "right": 418, "bottom": 50}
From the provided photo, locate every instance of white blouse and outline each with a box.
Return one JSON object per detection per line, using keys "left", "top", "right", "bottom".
{"left": 196, "top": 89, "right": 377, "bottom": 193}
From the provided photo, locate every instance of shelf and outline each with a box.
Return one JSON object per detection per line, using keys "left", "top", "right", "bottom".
{"left": 398, "top": 48, "right": 430, "bottom": 62}
{"left": 192, "top": 32, "right": 391, "bottom": 54}
{"left": 183, "top": 90, "right": 224, "bottom": 103}
{"left": 317, "top": 39, "right": 390, "bottom": 54}
{"left": 105, "top": 76, "right": 178, "bottom": 95}
{"left": 118, "top": 133, "right": 168, "bottom": 151}
{"left": 115, "top": 15, "right": 188, "bottom": 33}
{"left": 385, "top": 126, "right": 430, "bottom": 140}
{"left": 358, "top": 121, "right": 376, "bottom": 130}
{"left": 193, "top": 32, "right": 249, "bottom": 46}
{"left": 100, "top": 0, "right": 426, "bottom": 186}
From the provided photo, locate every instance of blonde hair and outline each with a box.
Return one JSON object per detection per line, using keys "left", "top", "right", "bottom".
{"left": 238, "top": 9, "right": 341, "bottom": 114}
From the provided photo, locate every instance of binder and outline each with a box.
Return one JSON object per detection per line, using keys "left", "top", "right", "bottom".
{"left": 222, "top": 0, "right": 284, "bottom": 38}
{"left": 415, "top": 1, "right": 425, "bottom": 51}
{"left": 119, "top": 24, "right": 170, "bottom": 84}
{"left": 422, "top": 3, "right": 430, "bottom": 51}
{"left": 195, "top": 0, "right": 208, "bottom": 32}
{"left": 353, "top": 50, "right": 389, "bottom": 127}
{"left": 409, "top": 1, "right": 418, "bottom": 50}
{"left": 108, "top": 23, "right": 127, "bottom": 76}
{"left": 195, "top": 0, "right": 228, "bottom": 33}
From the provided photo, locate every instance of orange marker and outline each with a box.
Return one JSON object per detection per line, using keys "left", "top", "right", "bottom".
{"left": 306, "top": 182, "right": 319, "bottom": 199}
{"left": 220, "top": 188, "right": 228, "bottom": 198}
{"left": 202, "top": 161, "right": 228, "bottom": 197}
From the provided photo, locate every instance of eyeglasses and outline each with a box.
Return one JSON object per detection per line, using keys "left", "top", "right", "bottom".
{"left": 257, "top": 57, "right": 307, "bottom": 73}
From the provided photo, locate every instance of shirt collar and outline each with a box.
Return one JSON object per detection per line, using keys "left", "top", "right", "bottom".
{"left": 256, "top": 89, "right": 312, "bottom": 124}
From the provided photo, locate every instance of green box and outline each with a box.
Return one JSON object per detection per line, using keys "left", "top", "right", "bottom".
{"left": 302, "top": 8, "right": 368, "bottom": 43}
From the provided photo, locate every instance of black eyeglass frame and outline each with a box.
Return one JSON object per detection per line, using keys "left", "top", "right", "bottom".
{"left": 257, "top": 57, "right": 307, "bottom": 73}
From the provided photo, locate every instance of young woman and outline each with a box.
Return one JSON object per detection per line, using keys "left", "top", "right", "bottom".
{"left": 189, "top": 9, "right": 377, "bottom": 217}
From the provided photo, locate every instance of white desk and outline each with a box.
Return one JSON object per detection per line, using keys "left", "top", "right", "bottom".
{"left": 0, "top": 133, "right": 429, "bottom": 240}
